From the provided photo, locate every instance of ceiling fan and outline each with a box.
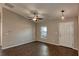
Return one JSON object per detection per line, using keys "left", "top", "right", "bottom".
{"left": 26, "top": 10, "right": 44, "bottom": 23}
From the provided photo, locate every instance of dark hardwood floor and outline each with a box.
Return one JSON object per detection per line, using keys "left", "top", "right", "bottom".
{"left": 0, "top": 41, "right": 78, "bottom": 56}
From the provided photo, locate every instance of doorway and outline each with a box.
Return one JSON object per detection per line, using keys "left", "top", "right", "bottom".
{"left": 59, "top": 21, "right": 74, "bottom": 48}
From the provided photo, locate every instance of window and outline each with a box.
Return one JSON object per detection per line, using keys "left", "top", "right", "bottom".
{"left": 40, "top": 26, "right": 47, "bottom": 39}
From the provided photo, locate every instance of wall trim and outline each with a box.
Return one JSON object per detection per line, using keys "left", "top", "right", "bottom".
{"left": 38, "top": 40, "right": 78, "bottom": 51}
{"left": 2, "top": 40, "right": 78, "bottom": 51}
{"left": 2, "top": 41, "right": 35, "bottom": 50}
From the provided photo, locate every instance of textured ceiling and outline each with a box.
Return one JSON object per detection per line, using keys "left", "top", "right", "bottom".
{"left": 1, "top": 3, "right": 79, "bottom": 20}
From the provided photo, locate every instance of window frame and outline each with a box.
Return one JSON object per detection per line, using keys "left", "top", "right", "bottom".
{"left": 40, "top": 26, "right": 47, "bottom": 39}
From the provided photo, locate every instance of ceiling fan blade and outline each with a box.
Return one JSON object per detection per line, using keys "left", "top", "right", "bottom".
{"left": 27, "top": 16, "right": 32, "bottom": 18}
{"left": 37, "top": 18, "right": 43, "bottom": 20}
{"left": 25, "top": 17, "right": 32, "bottom": 20}
{"left": 28, "top": 19, "right": 32, "bottom": 20}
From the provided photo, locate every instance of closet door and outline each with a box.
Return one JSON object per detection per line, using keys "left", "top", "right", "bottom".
{"left": 59, "top": 22, "right": 74, "bottom": 48}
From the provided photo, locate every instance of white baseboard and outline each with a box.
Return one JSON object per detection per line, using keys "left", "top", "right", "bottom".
{"left": 38, "top": 40, "right": 78, "bottom": 50}
{"left": 40, "top": 41, "right": 59, "bottom": 46}
{"left": 2, "top": 40, "right": 78, "bottom": 51}
{"left": 58, "top": 44, "right": 78, "bottom": 50}
{"left": 2, "top": 41, "right": 34, "bottom": 50}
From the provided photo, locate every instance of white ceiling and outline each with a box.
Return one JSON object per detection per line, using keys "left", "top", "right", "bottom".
{"left": 1, "top": 3, "right": 79, "bottom": 20}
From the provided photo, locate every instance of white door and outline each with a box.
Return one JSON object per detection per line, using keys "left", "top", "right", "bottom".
{"left": 59, "top": 22, "right": 74, "bottom": 48}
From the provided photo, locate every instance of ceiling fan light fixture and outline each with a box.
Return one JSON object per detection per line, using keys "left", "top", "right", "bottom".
{"left": 33, "top": 18, "right": 37, "bottom": 21}
{"left": 33, "top": 15, "right": 37, "bottom": 21}
{"left": 28, "top": 10, "right": 43, "bottom": 23}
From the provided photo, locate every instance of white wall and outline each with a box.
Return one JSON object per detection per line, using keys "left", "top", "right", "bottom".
{"left": 37, "top": 17, "right": 78, "bottom": 49}
{"left": 37, "top": 19, "right": 59, "bottom": 45}
{"left": 2, "top": 8, "right": 35, "bottom": 49}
